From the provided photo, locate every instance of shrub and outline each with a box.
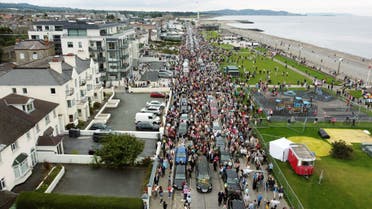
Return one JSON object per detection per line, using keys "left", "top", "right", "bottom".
{"left": 76, "top": 120, "right": 86, "bottom": 129}
{"left": 330, "top": 140, "right": 353, "bottom": 159}
{"left": 93, "top": 102, "right": 101, "bottom": 110}
{"left": 36, "top": 165, "right": 63, "bottom": 193}
{"left": 16, "top": 192, "right": 143, "bottom": 209}
{"left": 65, "top": 123, "right": 75, "bottom": 130}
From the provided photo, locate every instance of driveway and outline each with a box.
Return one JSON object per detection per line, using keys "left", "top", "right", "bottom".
{"left": 63, "top": 135, "right": 157, "bottom": 157}
{"left": 104, "top": 92, "right": 164, "bottom": 131}
{"left": 53, "top": 164, "right": 146, "bottom": 197}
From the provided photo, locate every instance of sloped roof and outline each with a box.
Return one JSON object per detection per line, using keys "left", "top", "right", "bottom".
{"left": 0, "top": 94, "right": 59, "bottom": 146}
{"left": 75, "top": 56, "right": 90, "bottom": 74}
{"left": 37, "top": 135, "right": 64, "bottom": 146}
{"left": 14, "top": 40, "right": 54, "bottom": 50}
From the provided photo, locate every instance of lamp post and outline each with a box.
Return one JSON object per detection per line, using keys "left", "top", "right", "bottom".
{"left": 337, "top": 58, "right": 343, "bottom": 75}
{"left": 367, "top": 63, "right": 372, "bottom": 87}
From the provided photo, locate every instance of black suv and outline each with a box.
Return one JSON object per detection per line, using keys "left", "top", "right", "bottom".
{"left": 222, "top": 169, "right": 241, "bottom": 197}
{"left": 173, "top": 165, "right": 186, "bottom": 190}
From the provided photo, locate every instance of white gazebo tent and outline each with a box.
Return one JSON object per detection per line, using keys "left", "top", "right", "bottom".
{"left": 269, "top": 137, "right": 293, "bottom": 162}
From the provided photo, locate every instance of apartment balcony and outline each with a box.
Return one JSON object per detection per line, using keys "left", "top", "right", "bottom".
{"left": 89, "top": 46, "right": 104, "bottom": 52}
{"left": 65, "top": 88, "right": 74, "bottom": 97}
{"left": 77, "top": 97, "right": 88, "bottom": 107}
{"left": 79, "top": 80, "right": 87, "bottom": 86}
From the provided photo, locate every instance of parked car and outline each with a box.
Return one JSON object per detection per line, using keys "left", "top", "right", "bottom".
{"left": 135, "top": 112, "right": 160, "bottom": 124}
{"left": 140, "top": 105, "right": 162, "bottom": 115}
{"left": 175, "top": 146, "right": 187, "bottom": 164}
{"left": 158, "top": 71, "right": 173, "bottom": 78}
{"left": 222, "top": 169, "right": 241, "bottom": 197}
{"left": 89, "top": 123, "right": 110, "bottom": 131}
{"left": 135, "top": 121, "right": 160, "bottom": 131}
{"left": 150, "top": 92, "right": 166, "bottom": 98}
{"left": 92, "top": 131, "right": 111, "bottom": 143}
{"left": 173, "top": 165, "right": 186, "bottom": 190}
{"left": 196, "top": 156, "right": 212, "bottom": 193}
{"left": 146, "top": 100, "right": 165, "bottom": 108}
{"left": 177, "top": 121, "right": 188, "bottom": 137}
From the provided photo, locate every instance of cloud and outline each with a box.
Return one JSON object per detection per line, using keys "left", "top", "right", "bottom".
{"left": 6, "top": 0, "right": 372, "bottom": 16}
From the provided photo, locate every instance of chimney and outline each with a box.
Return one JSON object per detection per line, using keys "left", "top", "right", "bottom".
{"left": 49, "top": 56, "right": 63, "bottom": 74}
{"left": 63, "top": 53, "right": 76, "bottom": 67}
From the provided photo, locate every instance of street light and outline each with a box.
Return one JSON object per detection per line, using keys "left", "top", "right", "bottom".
{"left": 337, "top": 58, "right": 343, "bottom": 75}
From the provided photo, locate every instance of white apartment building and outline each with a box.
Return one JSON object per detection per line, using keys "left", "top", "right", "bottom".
{"left": 0, "top": 54, "right": 103, "bottom": 127}
{"left": 0, "top": 94, "right": 62, "bottom": 191}
{"left": 28, "top": 20, "right": 140, "bottom": 82}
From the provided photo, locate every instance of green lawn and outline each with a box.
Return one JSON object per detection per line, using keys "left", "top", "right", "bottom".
{"left": 202, "top": 30, "right": 220, "bottom": 41}
{"left": 255, "top": 46, "right": 268, "bottom": 54}
{"left": 220, "top": 49, "right": 311, "bottom": 85}
{"left": 275, "top": 55, "right": 341, "bottom": 85}
{"left": 258, "top": 123, "right": 372, "bottom": 209}
{"left": 347, "top": 90, "right": 363, "bottom": 98}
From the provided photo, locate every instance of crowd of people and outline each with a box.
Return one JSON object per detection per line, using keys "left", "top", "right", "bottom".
{"left": 148, "top": 24, "right": 293, "bottom": 209}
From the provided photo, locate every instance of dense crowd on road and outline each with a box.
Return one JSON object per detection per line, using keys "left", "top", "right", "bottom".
{"left": 150, "top": 24, "right": 291, "bottom": 209}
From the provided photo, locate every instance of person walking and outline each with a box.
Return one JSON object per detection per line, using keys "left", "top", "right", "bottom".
{"left": 162, "top": 201, "right": 168, "bottom": 209}
{"left": 218, "top": 190, "right": 224, "bottom": 206}
{"left": 167, "top": 185, "right": 173, "bottom": 198}
{"left": 257, "top": 192, "right": 263, "bottom": 207}
{"left": 159, "top": 186, "right": 164, "bottom": 204}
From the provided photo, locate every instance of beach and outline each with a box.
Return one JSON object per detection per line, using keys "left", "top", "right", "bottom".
{"left": 202, "top": 19, "right": 372, "bottom": 84}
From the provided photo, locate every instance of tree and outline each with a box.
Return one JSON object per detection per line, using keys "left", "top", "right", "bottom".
{"left": 330, "top": 140, "right": 353, "bottom": 160}
{"left": 96, "top": 134, "right": 144, "bottom": 168}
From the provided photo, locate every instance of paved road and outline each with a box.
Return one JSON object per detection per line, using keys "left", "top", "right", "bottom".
{"left": 53, "top": 164, "right": 146, "bottom": 197}
{"left": 104, "top": 92, "right": 164, "bottom": 131}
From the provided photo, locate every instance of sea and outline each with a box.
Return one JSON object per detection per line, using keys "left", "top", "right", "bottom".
{"left": 213, "top": 15, "right": 372, "bottom": 59}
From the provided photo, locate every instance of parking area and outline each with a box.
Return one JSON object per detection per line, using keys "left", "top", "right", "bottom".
{"left": 53, "top": 164, "right": 146, "bottom": 197}
{"left": 63, "top": 135, "right": 157, "bottom": 157}
{"left": 104, "top": 92, "right": 164, "bottom": 131}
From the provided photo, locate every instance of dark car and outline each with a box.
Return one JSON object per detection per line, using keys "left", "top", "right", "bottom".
{"left": 92, "top": 131, "right": 111, "bottom": 143}
{"left": 222, "top": 169, "right": 241, "bottom": 197}
{"left": 150, "top": 92, "right": 166, "bottom": 98}
{"left": 135, "top": 121, "right": 160, "bottom": 131}
{"left": 215, "top": 136, "right": 226, "bottom": 151}
{"left": 173, "top": 165, "right": 186, "bottom": 190}
{"left": 178, "top": 121, "right": 188, "bottom": 137}
{"left": 180, "top": 105, "right": 189, "bottom": 114}
{"left": 220, "top": 150, "right": 232, "bottom": 165}
{"left": 196, "top": 156, "right": 212, "bottom": 193}
{"left": 228, "top": 199, "right": 245, "bottom": 209}
{"left": 89, "top": 123, "right": 110, "bottom": 131}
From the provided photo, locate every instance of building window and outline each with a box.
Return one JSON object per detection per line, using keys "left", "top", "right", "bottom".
{"left": 45, "top": 26, "right": 49, "bottom": 31}
{"left": 23, "top": 88, "right": 27, "bottom": 94}
{"left": 78, "top": 42, "right": 82, "bottom": 48}
{"left": 25, "top": 102, "right": 34, "bottom": 112}
{"left": 11, "top": 143, "right": 17, "bottom": 152}
{"left": 53, "top": 110, "right": 57, "bottom": 118}
{"left": 36, "top": 26, "right": 42, "bottom": 31}
{"left": 32, "top": 52, "right": 38, "bottom": 60}
{"left": 50, "top": 88, "right": 56, "bottom": 94}
{"left": 26, "top": 132, "right": 31, "bottom": 140}
{"left": 20, "top": 53, "right": 25, "bottom": 60}
{"left": 0, "top": 178, "right": 5, "bottom": 190}
{"left": 67, "top": 100, "right": 74, "bottom": 108}
{"left": 36, "top": 124, "right": 40, "bottom": 133}
{"left": 67, "top": 42, "right": 73, "bottom": 48}
{"left": 12, "top": 88, "right": 17, "bottom": 93}
{"left": 13, "top": 153, "right": 29, "bottom": 179}
{"left": 45, "top": 114, "right": 50, "bottom": 125}
{"left": 108, "top": 42, "right": 115, "bottom": 50}
{"left": 31, "top": 35, "right": 38, "bottom": 40}
{"left": 69, "top": 114, "right": 74, "bottom": 122}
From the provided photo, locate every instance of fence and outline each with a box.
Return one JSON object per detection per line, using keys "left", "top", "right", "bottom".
{"left": 37, "top": 152, "right": 96, "bottom": 164}
{"left": 253, "top": 128, "right": 305, "bottom": 209}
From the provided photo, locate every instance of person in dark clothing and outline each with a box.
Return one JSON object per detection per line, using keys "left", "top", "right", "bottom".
{"left": 162, "top": 201, "right": 168, "bottom": 209}
{"left": 218, "top": 190, "right": 224, "bottom": 206}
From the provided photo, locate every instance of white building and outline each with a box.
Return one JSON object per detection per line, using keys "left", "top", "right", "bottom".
{"left": 0, "top": 94, "right": 62, "bottom": 191}
{"left": 0, "top": 54, "right": 103, "bottom": 127}
{"left": 28, "top": 20, "right": 139, "bottom": 82}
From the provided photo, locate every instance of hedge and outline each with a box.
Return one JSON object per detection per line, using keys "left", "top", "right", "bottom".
{"left": 16, "top": 192, "right": 143, "bottom": 209}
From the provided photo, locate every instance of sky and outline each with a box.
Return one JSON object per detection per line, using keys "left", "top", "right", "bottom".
{"left": 4, "top": 0, "right": 372, "bottom": 16}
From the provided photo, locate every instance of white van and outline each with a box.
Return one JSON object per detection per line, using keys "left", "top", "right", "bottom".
{"left": 135, "top": 112, "right": 161, "bottom": 124}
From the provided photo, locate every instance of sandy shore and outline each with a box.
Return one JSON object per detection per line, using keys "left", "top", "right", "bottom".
{"left": 201, "top": 19, "right": 372, "bottom": 84}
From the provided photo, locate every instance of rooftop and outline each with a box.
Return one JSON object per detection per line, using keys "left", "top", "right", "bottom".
{"left": 290, "top": 143, "right": 316, "bottom": 160}
{"left": 14, "top": 39, "right": 54, "bottom": 50}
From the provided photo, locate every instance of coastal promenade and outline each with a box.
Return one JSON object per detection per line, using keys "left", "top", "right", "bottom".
{"left": 207, "top": 20, "right": 372, "bottom": 84}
